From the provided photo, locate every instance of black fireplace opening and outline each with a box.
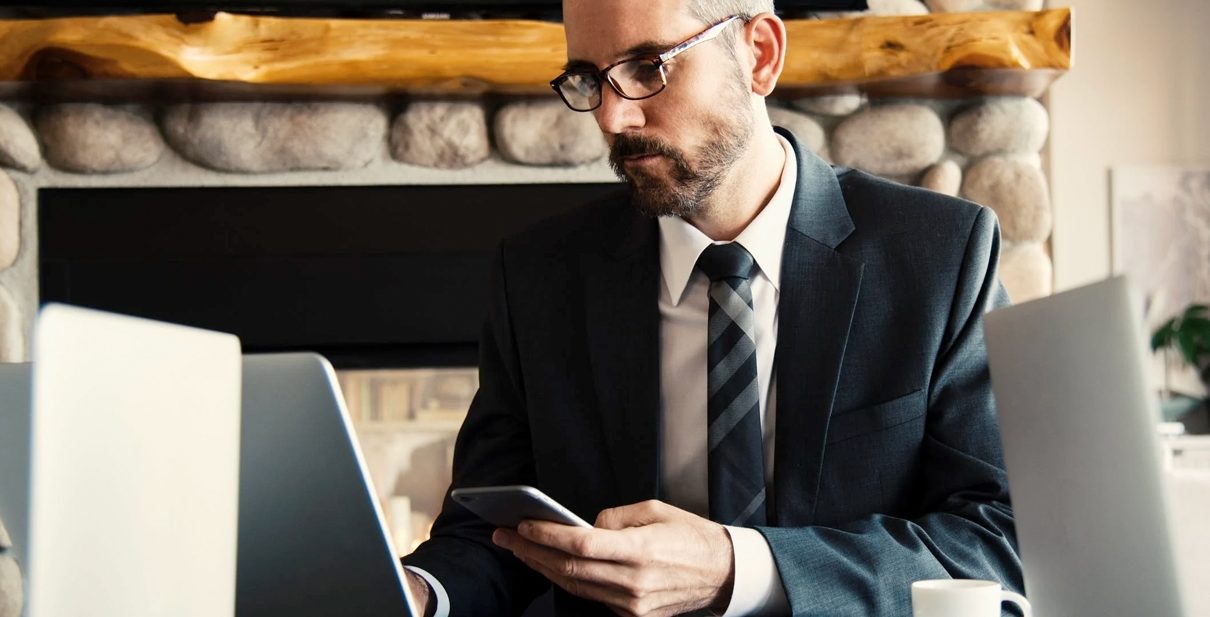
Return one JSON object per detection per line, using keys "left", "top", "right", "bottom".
{"left": 38, "top": 182, "right": 622, "bottom": 368}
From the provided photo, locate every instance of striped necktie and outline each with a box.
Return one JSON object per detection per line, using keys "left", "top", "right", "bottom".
{"left": 696, "top": 242, "right": 767, "bottom": 527}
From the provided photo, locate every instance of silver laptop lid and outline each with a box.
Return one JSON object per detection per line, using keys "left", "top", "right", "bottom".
{"left": 985, "top": 276, "right": 1185, "bottom": 617}
{"left": 0, "top": 362, "right": 31, "bottom": 578}
{"left": 27, "top": 304, "right": 242, "bottom": 617}
{"left": 237, "top": 353, "right": 418, "bottom": 616}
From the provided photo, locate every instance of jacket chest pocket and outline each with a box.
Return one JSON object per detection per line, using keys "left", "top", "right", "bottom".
{"left": 826, "top": 388, "right": 926, "bottom": 445}
{"left": 812, "top": 389, "right": 927, "bottom": 523}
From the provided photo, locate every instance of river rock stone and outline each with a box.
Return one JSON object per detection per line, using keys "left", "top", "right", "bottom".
{"left": 999, "top": 243, "right": 1052, "bottom": 302}
{"left": 0, "top": 172, "right": 17, "bottom": 271}
{"left": 986, "top": 0, "right": 1044, "bottom": 9}
{"left": 0, "top": 105, "right": 40, "bottom": 172}
{"left": 832, "top": 104, "right": 944, "bottom": 177}
{"left": 390, "top": 101, "right": 490, "bottom": 169}
{"left": 0, "top": 518, "right": 9, "bottom": 549}
{"left": 962, "top": 157, "right": 1052, "bottom": 243}
{"left": 161, "top": 102, "right": 386, "bottom": 173}
{"left": 37, "top": 104, "right": 164, "bottom": 174}
{"left": 0, "top": 554, "right": 20, "bottom": 617}
{"left": 768, "top": 106, "right": 829, "bottom": 160}
{"left": 919, "top": 160, "right": 962, "bottom": 196}
{"left": 0, "top": 284, "right": 20, "bottom": 363}
{"left": 948, "top": 97, "right": 1049, "bottom": 157}
{"left": 1005, "top": 152, "right": 1043, "bottom": 169}
{"left": 790, "top": 93, "right": 865, "bottom": 117}
{"left": 867, "top": 0, "right": 930, "bottom": 15}
{"left": 924, "top": 0, "right": 986, "bottom": 10}
{"left": 494, "top": 100, "right": 606, "bottom": 166}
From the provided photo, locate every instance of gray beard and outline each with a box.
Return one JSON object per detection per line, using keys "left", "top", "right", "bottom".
{"left": 609, "top": 98, "right": 753, "bottom": 219}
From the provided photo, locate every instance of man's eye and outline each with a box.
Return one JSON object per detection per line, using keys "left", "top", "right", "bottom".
{"left": 634, "top": 62, "right": 662, "bottom": 83}
{"left": 565, "top": 73, "right": 597, "bottom": 90}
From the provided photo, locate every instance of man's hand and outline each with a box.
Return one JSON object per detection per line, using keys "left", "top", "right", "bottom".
{"left": 404, "top": 570, "right": 434, "bottom": 617}
{"left": 492, "top": 500, "right": 735, "bottom": 617}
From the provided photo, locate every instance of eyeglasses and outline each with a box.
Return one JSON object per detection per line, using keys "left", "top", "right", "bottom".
{"left": 550, "top": 14, "right": 746, "bottom": 112}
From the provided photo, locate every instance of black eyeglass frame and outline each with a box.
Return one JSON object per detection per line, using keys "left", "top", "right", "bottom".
{"left": 550, "top": 14, "right": 748, "bottom": 112}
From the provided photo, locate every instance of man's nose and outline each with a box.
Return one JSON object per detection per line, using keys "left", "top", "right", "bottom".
{"left": 593, "top": 82, "right": 645, "bottom": 135}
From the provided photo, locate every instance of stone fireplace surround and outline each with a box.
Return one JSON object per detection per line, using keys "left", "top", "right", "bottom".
{"left": 0, "top": 90, "right": 1054, "bottom": 365}
{"left": 0, "top": 0, "right": 1062, "bottom": 367}
{"left": 0, "top": 88, "right": 1057, "bottom": 617}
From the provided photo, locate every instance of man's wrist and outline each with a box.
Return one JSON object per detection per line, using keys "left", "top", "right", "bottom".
{"left": 709, "top": 525, "right": 737, "bottom": 615}
{"left": 404, "top": 570, "right": 435, "bottom": 617}
{"left": 720, "top": 526, "right": 789, "bottom": 616}
{"left": 405, "top": 565, "right": 451, "bottom": 617}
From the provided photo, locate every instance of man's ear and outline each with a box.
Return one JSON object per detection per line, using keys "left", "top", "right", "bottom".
{"left": 744, "top": 13, "right": 786, "bottom": 96}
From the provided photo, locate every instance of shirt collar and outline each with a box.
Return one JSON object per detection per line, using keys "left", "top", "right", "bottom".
{"left": 658, "top": 134, "right": 797, "bottom": 306}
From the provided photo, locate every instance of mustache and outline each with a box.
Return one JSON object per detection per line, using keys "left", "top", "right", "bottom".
{"left": 609, "top": 134, "right": 685, "bottom": 166}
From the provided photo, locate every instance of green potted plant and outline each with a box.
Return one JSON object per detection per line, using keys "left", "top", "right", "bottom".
{"left": 1151, "top": 303, "right": 1210, "bottom": 432}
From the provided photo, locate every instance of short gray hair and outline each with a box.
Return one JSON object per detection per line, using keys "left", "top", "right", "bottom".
{"left": 683, "top": 0, "right": 774, "bottom": 52}
{"left": 685, "top": 0, "right": 775, "bottom": 24}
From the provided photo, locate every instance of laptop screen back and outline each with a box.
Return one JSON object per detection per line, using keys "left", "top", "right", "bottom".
{"left": 0, "top": 363, "right": 31, "bottom": 576}
{"left": 238, "top": 353, "right": 417, "bottom": 616}
{"left": 27, "top": 304, "right": 242, "bottom": 617}
{"left": 985, "top": 277, "right": 1186, "bottom": 617}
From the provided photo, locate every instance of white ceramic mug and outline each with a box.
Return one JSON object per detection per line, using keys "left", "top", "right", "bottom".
{"left": 912, "top": 579, "right": 1032, "bottom": 617}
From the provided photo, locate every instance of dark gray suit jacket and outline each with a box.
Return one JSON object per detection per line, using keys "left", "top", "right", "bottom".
{"left": 404, "top": 129, "right": 1022, "bottom": 616}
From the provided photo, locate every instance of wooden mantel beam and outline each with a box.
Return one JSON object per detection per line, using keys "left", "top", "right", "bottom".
{"left": 0, "top": 9, "right": 1071, "bottom": 99}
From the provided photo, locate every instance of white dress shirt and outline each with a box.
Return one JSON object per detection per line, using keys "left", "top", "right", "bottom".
{"left": 411, "top": 135, "right": 798, "bottom": 617}
{"left": 657, "top": 135, "right": 795, "bottom": 616}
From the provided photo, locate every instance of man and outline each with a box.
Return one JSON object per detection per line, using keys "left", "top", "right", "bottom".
{"left": 403, "top": 0, "right": 1022, "bottom": 615}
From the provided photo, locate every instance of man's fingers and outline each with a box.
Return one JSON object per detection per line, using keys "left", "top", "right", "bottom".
{"left": 517, "top": 554, "right": 640, "bottom": 613}
{"left": 594, "top": 506, "right": 628, "bottom": 530}
{"left": 497, "top": 528, "right": 670, "bottom": 614}
{"left": 515, "top": 551, "right": 674, "bottom": 617}
{"left": 515, "top": 520, "right": 635, "bottom": 561}
{"left": 495, "top": 527, "right": 630, "bottom": 586}
{"left": 595, "top": 499, "right": 669, "bottom": 530}
{"left": 495, "top": 504, "right": 733, "bottom": 617}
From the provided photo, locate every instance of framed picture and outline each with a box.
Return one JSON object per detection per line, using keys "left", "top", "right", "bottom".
{"left": 1110, "top": 166, "right": 1210, "bottom": 396}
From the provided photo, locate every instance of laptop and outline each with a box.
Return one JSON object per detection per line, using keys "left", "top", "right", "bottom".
{"left": 236, "top": 352, "right": 418, "bottom": 616}
{"left": 984, "top": 276, "right": 1187, "bottom": 617}
{"left": 0, "top": 361, "right": 31, "bottom": 604}
{"left": 0, "top": 305, "right": 418, "bottom": 616}
{"left": 25, "top": 304, "right": 244, "bottom": 617}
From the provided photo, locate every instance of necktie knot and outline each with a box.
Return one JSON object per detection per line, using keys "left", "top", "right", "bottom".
{"left": 697, "top": 243, "right": 757, "bottom": 282}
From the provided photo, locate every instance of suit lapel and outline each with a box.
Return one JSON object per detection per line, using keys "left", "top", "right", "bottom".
{"left": 576, "top": 130, "right": 864, "bottom": 518}
{"left": 771, "top": 129, "right": 865, "bottom": 525}
{"left": 582, "top": 203, "right": 663, "bottom": 506}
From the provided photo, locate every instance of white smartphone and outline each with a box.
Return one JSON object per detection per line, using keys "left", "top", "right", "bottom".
{"left": 450, "top": 485, "right": 592, "bottom": 529}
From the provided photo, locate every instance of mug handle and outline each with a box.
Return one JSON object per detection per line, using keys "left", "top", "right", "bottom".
{"left": 1001, "top": 590, "right": 1032, "bottom": 617}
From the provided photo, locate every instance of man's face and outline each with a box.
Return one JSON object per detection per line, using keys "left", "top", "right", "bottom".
{"left": 562, "top": 0, "right": 754, "bottom": 218}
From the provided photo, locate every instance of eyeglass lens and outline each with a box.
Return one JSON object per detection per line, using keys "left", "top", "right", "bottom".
{"left": 556, "top": 59, "right": 667, "bottom": 111}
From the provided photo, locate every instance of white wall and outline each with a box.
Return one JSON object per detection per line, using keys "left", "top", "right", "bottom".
{"left": 1048, "top": 0, "right": 1210, "bottom": 291}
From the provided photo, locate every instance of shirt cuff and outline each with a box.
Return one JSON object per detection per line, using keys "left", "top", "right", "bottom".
{"left": 404, "top": 565, "right": 451, "bottom": 617}
{"left": 720, "top": 526, "right": 790, "bottom": 616}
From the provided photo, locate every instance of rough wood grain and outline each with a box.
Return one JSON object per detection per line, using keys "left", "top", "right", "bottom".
{"left": 782, "top": 9, "right": 1071, "bottom": 87}
{"left": 0, "top": 9, "right": 1071, "bottom": 98}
